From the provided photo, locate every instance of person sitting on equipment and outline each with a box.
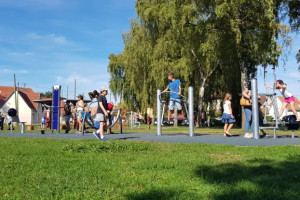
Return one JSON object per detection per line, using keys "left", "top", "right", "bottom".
{"left": 265, "top": 80, "right": 300, "bottom": 121}
{"left": 162, "top": 72, "right": 183, "bottom": 123}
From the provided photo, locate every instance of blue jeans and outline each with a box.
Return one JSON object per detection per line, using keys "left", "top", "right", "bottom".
{"left": 244, "top": 106, "right": 254, "bottom": 133}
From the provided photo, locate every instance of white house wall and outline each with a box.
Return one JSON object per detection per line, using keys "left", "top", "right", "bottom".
{"left": 0, "top": 93, "right": 37, "bottom": 125}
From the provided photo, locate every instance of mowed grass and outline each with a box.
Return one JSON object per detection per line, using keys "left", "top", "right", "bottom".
{"left": 1, "top": 137, "right": 300, "bottom": 199}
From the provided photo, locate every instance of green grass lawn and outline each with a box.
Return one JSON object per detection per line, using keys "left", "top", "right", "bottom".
{"left": 1, "top": 137, "right": 300, "bottom": 199}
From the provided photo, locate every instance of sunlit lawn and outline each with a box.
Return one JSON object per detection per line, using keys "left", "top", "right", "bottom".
{"left": 0, "top": 137, "right": 300, "bottom": 199}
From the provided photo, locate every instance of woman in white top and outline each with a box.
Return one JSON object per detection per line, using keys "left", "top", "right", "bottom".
{"left": 76, "top": 95, "right": 85, "bottom": 133}
{"left": 221, "top": 93, "right": 236, "bottom": 137}
{"left": 265, "top": 80, "right": 300, "bottom": 121}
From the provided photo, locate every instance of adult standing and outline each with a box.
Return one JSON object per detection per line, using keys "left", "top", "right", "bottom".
{"left": 242, "top": 83, "right": 254, "bottom": 138}
{"left": 64, "top": 100, "right": 72, "bottom": 133}
{"left": 93, "top": 87, "right": 109, "bottom": 140}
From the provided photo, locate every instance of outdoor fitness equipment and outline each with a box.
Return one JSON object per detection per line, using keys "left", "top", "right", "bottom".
{"left": 157, "top": 87, "right": 194, "bottom": 137}
{"left": 126, "top": 111, "right": 141, "bottom": 129}
{"left": 81, "top": 101, "right": 122, "bottom": 135}
{"left": 159, "top": 91, "right": 189, "bottom": 126}
{"left": 7, "top": 108, "right": 25, "bottom": 134}
{"left": 251, "top": 78, "right": 299, "bottom": 139}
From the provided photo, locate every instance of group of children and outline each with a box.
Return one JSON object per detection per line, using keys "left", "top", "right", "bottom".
{"left": 222, "top": 80, "right": 300, "bottom": 138}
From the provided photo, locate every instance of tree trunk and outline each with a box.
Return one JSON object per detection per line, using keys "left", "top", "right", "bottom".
{"left": 174, "top": 106, "right": 178, "bottom": 127}
{"left": 238, "top": 51, "right": 248, "bottom": 130}
{"left": 197, "top": 81, "right": 206, "bottom": 128}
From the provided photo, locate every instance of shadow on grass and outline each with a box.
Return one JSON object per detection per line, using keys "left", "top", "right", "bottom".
{"left": 195, "top": 155, "right": 300, "bottom": 199}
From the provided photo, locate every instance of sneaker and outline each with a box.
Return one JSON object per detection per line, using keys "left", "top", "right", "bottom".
{"left": 100, "top": 137, "right": 108, "bottom": 141}
{"left": 244, "top": 133, "right": 250, "bottom": 138}
{"left": 93, "top": 132, "right": 100, "bottom": 139}
{"left": 249, "top": 133, "right": 254, "bottom": 138}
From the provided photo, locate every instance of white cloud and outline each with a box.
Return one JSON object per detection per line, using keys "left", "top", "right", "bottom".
{"left": 286, "top": 72, "right": 300, "bottom": 79}
{"left": 0, "top": 67, "right": 29, "bottom": 74}
{"left": 0, "top": 0, "right": 64, "bottom": 9}
{"left": 55, "top": 73, "right": 110, "bottom": 99}
{"left": 8, "top": 52, "right": 34, "bottom": 57}
{"left": 56, "top": 74, "right": 90, "bottom": 85}
{"left": 27, "top": 32, "right": 72, "bottom": 46}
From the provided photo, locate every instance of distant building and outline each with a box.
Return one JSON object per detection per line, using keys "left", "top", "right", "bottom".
{"left": 0, "top": 86, "right": 42, "bottom": 125}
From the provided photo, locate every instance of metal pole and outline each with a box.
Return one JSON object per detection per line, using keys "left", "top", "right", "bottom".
{"left": 119, "top": 110, "right": 123, "bottom": 134}
{"left": 74, "top": 79, "right": 76, "bottom": 99}
{"left": 188, "top": 87, "right": 194, "bottom": 137}
{"left": 130, "top": 111, "right": 133, "bottom": 130}
{"left": 251, "top": 78, "right": 259, "bottom": 139}
{"left": 51, "top": 86, "right": 54, "bottom": 133}
{"left": 58, "top": 86, "right": 61, "bottom": 134}
{"left": 157, "top": 89, "right": 162, "bottom": 136}
{"left": 14, "top": 74, "right": 17, "bottom": 115}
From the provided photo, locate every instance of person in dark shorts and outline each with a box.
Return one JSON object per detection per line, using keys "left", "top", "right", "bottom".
{"left": 64, "top": 100, "right": 72, "bottom": 133}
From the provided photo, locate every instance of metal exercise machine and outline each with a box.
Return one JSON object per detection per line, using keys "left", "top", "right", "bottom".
{"left": 157, "top": 87, "right": 194, "bottom": 137}
{"left": 251, "top": 78, "right": 299, "bottom": 139}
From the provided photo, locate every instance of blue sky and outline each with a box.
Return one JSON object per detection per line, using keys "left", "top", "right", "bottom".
{"left": 0, "top": 0, "right": 136, "bottom": 101}
{"left": 0, "top": 0, "right": 299, "bottom": 102}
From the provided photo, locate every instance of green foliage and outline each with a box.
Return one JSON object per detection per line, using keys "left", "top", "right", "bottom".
{"left": 1, "top": 137, "right": 300, "bottom": 199}
{"left": 40, "top": 91, "right": 52, "bottom": 98}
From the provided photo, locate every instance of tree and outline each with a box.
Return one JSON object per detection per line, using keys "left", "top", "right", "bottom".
{"left": 40, "top": 91, "right": 52, "bottom": 98}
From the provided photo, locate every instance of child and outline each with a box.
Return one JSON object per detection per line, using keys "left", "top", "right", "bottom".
{"left": 162, "top": 72, "right": 183, "bottom": 123}
{"left": 147, "top": 117, "right": 151, "bottom": 129}
{"left": 93, "top": 87, "right": 109, "bottom": 141}
{"left": 41, "top": 113, "right": 46, "bottom": 129}
{"left": 265, "top": 80, "right": 300, "bottom": 121}
{"left": 106, "top": 102, "right": 114, "bottom": 134}
{"left": 76, "top": 95, "right": 84, "bottom": 133}
{"left": 221, "top": 93, "right": 236, "bottom": 137}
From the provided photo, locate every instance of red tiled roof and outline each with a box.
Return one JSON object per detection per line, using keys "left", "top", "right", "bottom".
{"left": 0, "top": 86, "right": 40, "bottom": 111}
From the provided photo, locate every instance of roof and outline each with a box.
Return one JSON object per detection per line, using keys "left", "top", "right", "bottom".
{"left": 0, "top": 86, "right": 40, "bottom": 111}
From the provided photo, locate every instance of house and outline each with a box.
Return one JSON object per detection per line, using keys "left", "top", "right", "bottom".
{"left": 260, "top": 95, "right": 300, "bottom": 119}
{"left": 0, "top": 86, "right": 42, "bottom": 125}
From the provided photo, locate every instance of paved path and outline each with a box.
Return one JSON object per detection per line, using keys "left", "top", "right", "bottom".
{"left": 1, "top": 132, "right": 300, "bottom": 146}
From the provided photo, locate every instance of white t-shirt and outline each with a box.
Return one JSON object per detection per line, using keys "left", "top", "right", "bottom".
{"left": 279, "top": 86, "right": 293, "bottom": 98}
{"left": 223, "top": 100, "right": 231, "bottom": 114}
